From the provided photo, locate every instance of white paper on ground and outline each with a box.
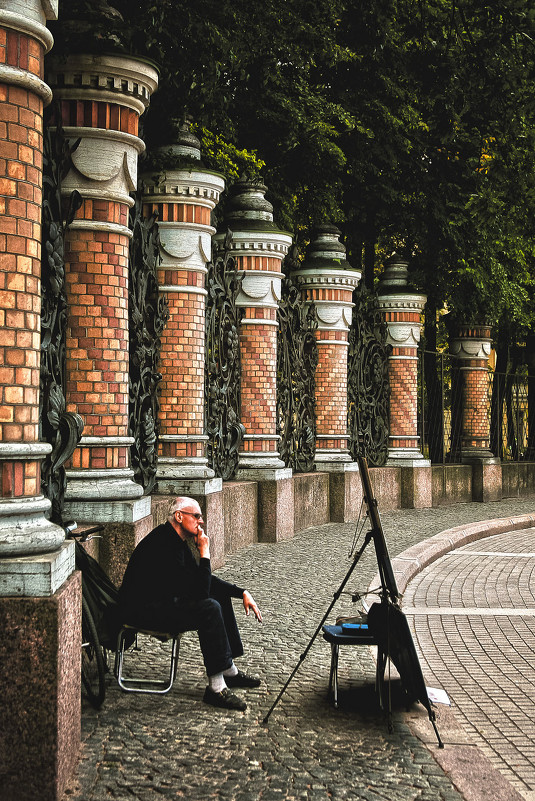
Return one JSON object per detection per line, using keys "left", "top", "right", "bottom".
{"left": 426, "top": 687, "right": 451, "bottom": 705}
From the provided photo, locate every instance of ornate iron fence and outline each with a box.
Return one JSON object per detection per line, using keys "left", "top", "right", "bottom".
{"left": 128, "top": 191, "right": 169, "bottom": 494}
{"left": 276, "top": 247, "right": 318, "bottom": 473}
{"left": 489, "top": 367, "right": 532, "bottom": 461}
{"left": 418, "top": 350, "right": 463, "bottom": 464}
{"left": 419, "top": 353, "right": 533, "bottom": 463}
{"left": 40, "top": 108, "right": 84, "bottom": 523}
{"left": 348, "top": 286, "right": 390, "bottom": 466}
{"left": 205, "top": 231, "right": 245, "bottom": 481}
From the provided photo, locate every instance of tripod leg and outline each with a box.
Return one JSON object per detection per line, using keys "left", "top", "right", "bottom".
{"left": 332, "top": 644, "right": 339, "bottom": 709}
{"left": 262, "top": 532, "right": 373, "bottom": 725}
{"left": 431, "top": 713, "right": 444, "bottom": 749}
{"left": 375, "top": 647, "right": 386, "bottom": 710}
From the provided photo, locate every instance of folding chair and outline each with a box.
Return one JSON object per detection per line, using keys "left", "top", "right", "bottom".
{"left": 115, "top": 624, "right": 181, "bottom": 694}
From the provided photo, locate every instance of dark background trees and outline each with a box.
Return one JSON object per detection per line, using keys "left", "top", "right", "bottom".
{"left": 112, "top": 0, "right": 535, "bottom": 352}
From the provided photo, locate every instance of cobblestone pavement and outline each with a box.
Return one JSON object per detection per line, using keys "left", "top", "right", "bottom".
{"left": 404, "top": 526, "right": 535, "bottom": 800}
{"left": 65, "top": 497, "right": 535, "bottom": 801}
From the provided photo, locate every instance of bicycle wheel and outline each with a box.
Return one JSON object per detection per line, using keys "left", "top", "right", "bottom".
{"left": 81, "top": 595, "right": 106, "bottom": 708}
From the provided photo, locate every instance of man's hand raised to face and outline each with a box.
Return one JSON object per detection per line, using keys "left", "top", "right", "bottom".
{"left": 194, "top": 525, "right": 210, "bottom": 559}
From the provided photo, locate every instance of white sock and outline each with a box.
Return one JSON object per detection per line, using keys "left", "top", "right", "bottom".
{"left": 208, "top": 672, "right": 227, "bottom": 693}
{"left": 223, "top": 662, "right": 238, "bottom": 677}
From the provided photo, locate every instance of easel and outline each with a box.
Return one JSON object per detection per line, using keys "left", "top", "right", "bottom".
{"left": 262, "top": 454, "right": 443, "bottom": 748}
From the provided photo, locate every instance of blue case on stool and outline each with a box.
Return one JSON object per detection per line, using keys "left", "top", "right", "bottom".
{"left": 341, "top": 622, "right": 368, "bottom": 634}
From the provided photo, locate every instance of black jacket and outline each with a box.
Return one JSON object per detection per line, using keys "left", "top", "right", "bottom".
{"left": 117, "top": 522, "right": 244, "bottom": 621}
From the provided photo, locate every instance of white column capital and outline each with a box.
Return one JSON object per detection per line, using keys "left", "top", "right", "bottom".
{"left": 377, "top": 293, "right": 427, "bottom": 347}
{"left": 0, "top": 3, "right": 55, "bottom": 50}
{"left": 47, "top": 53, "right": 158, "bottom": 114}
{"left": 142, "top": 169, "right": 225, "bottom": 208}
{"left": 450, "top": 337, "right": 492, "bottom": 361}
{"left": 292, "top": 267, "right": 361, "bottom": 332}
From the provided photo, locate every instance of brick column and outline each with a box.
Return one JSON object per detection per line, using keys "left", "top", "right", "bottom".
{"left": 46, "top": 53, "right": 158, "bottom": 525}
{"left": 292, "top": 225, "right": 362, "bottom": 521}
{"left": 450, "top": 325, "right": 493, "bottom": 460}
{"left": 141, "top": 122, "right": 226, "bottom": 563}
{"left": 450, "top": 324, "right": 501, "bottom": 501}
{"left": 0, "top": 1, "right": 65, "bottom": 557}
{"left": 214, "top": 179, "right": 293, "bottom": 542}
{"left": 0, "top": 3, "right": 81, "bottom": 800}
{"left": 377, "top": 254, "right": 431, "bottom": 508}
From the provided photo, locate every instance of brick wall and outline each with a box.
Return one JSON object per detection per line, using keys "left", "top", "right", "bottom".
{"left": 64, "top": 215, "right": 130, "bottom": 449}
{"left": 388, "top": 346, "right": 418, "bottom": 447}
{"left": 314, "top": 330, "right": 349, "bottom": 449}
{"left": 0, "top": 31, "right": 45, "bottom": 501}
{"left": 461, "top": 361, "right": 491, "bottom": 450}
{"left": 141, "top": 158, "right": 224, "bottom": 485}
{"left": 46, "top": 53, "right": 158, "bottom": 514}
{"left": 235, "top": 258, "right": 282, "bottom": 458}
{"left": 240, "top": 313, "right": 278, "bottom": 451}
{"left": 381, "top": 306, "right": 424, "bottom": 454}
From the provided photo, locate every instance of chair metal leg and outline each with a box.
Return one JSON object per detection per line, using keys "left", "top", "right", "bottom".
{"left": 328, "top": 643, "right": 340, "bottom": 708}
{"left": 115, "top": 627, "right": 180, "bottom": 695}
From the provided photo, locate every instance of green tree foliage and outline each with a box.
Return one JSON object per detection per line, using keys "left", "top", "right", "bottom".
{"left": 112, "top": 0, "right": 535, "bottom": 344}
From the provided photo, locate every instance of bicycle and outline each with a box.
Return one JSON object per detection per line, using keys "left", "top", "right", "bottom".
{"left": 64, "top": 522, "right": 114, "bottom": 709}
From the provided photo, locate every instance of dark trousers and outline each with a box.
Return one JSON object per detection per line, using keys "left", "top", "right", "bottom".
{"left": 132, "top": 590, "right": 244, "bottom": 677}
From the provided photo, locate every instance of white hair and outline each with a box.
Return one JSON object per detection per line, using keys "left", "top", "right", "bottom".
{"left": 169, "top": 496, "right": 197, "bottom": 516}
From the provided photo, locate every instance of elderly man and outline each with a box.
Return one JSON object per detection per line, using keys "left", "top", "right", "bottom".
{"left": 117, "top": 496, "right": 262, "bottom": 711}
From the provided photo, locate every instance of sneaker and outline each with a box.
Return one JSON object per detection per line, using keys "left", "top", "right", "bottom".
{"left": 224, "top": 669, "right": 261, "bottom": 689}
{"left": 203, "top": 686, "right": 247, "bottom": 711}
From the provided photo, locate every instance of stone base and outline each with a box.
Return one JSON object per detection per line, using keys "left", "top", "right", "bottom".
{"left": 95, "top": 514, "right": 154, "bottom": 588}
{"left": 0, "top": 541, "right": 75, "bottom": 597}
{"left": 223, "top": 481, "right": 258, "bottom": 555}
{"left": 321, "top": 463, "right": 363, "bottom": 523}
{"left": 502, "top": 461, "right": 535, "bottom": 498}
{"left": 471, "top": 459, "right": 503, "bottom": 502}
{"left": 367, "top": 466, "right": 401, "bottom": 512}
{"left": 63, "top": 495, "right": 151, "bottom": 525}
{"left": 256, "top": 473, "right": 294, "bottom": 543}
{"left": 461, "top": 448, "right": 496, "bottom": 464}
{"left": 386, "top": 449, "right": 429, "bottom": 467}
{"left": 0, "top": 495, "right": 65, "bottom": 557}
{"left": 155, "top": 476, "right": 222, "bottom": 497}
{"left": 432, "top": 465, "right": 472, "bottom": 505}
{"left": 203, "top": 489, "right": 225, "bottom": 568}
{"left": 0, "top": 572, "right": 81, "bottom": 801}
{"left": 400, "top": 464, "right": 432, "bottom": 509}
{"left": 156, "top": 457, "right": 216, "bottom": 484}
{"left": 293, "top": 472, "right": 330, "bottom": 531}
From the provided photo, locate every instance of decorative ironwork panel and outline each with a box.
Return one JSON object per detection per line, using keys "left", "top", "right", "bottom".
{"left": 348, "top": 286, "right": 390, "bottom": 466}
{"left": 418, "top": 350, "right": 464, "bottom": 464}
{"left": 128, "top": 191, "right": 169, "bottom": 494}
{"left": 490, "top": 367, "right": 529, "bottom": 462}
{"left": 40, "top": 107, "right": 84, "bottom": 524}
{"left": 276, "top": 247, "right": 318, "bottom": 473}
{"left": 205, "top": 231, "right": 245, "bottom": 481}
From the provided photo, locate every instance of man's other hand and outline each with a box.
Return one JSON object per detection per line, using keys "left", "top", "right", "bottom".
{"left": 243, "top": 590, "right": 262, "bottom": 622}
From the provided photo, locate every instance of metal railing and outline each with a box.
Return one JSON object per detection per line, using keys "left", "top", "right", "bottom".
{"left": 418, "top": 351, "right": 534, "bottom": 464}
{"left": 488, "top": 366, "right": 533, "bottom": 461}
{"left": 418, "top": 351, "right": 463, "bottom": 464}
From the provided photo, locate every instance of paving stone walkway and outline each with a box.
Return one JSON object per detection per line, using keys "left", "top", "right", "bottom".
{"left": 65, "top": 496, "right": 535, "bottom": 801}
{"left": 404, "top": 526, "right": 535, "bottom": 800}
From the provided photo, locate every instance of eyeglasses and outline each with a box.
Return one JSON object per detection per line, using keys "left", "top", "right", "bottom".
{"left": 178, "top": 511, "right": 203, "bottom": 520}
